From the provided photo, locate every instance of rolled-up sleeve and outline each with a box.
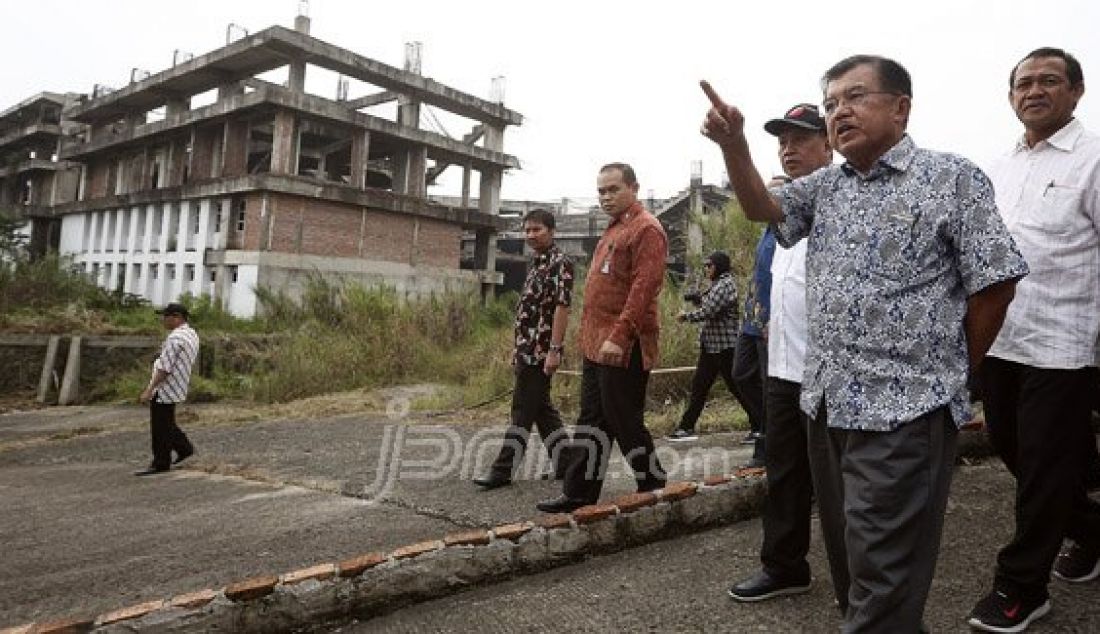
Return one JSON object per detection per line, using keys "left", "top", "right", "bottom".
{"left": 952, "top": 166, "right": 1029, "bottom": 295}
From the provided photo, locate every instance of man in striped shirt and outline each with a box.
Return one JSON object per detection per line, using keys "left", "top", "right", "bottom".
{"left": 135, "top": 303, "right": 199, "bottom": 476}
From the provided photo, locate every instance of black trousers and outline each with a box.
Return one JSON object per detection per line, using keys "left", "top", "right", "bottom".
{"left": 561, "top": 343, "right": 666, "bottom": 502}
{"left": 760, "top": 377, "right": 814, "bottom": 583}
{"left": 677, "top": 347, "right": 737, "bottom": 432}
{"left": 733, "top": 332, "right": 768, "bottom": 459}
{"left": 488, "top": 363, "right": 567, "bottom": 477}
{"left": 981, "top": 357, "right": 1100, "bottom": 594}
{"left": 150, "top": 398, "right": 193, "bottom": 470}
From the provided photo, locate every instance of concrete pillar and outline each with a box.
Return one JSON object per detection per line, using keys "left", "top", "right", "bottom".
{"left": 406, "top": 145, "right": 427, "bottom": 197}
{"left": 57, "top": 336, "right": 82, "bottom": 406}
{"left": 461, "top": 164, "right": 472, "bottom": 207}
{"left": 349, "top": 130, "right": 371, "bottom": 189}
{"left": 391, "top": 150, "right": 410, "bottom": 195}
{"left": 165, "top": 97, "right": 190, "bottom": 117}
{"left": 112, "top": 209, "right": 125, "bottom": 253}
{"left": 477, "top": 160, "right": 503, "bottom": 302}
{"left": 217, "top": 81, "right": 245, "bottom": 102}
{"left": 87, "top": 211, "right": 100, "bottom": 253}
{"left": 158, "top": 203, "right": 172, "bottom": 253}
{"left": 143, "top": 204, "right": 156, "bottom": 253}
{"left": 36, "top": 335, "right": 61, "bottom": 404}
{"left": 289, "top": 18, "right": 309, "bottom": 92}
{"left": 178, "top": 201, "right": 192, "bottom": 253}
{"left": 270, "top": 111, "right": 298, "bottom": 175}
{"left": 221, "top": 120, "right": 250, "bottom": 177}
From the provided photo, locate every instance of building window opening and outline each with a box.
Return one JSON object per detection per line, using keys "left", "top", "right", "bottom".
{"left": 230, "top": 265, "right": 239, "bottom": 284}
{"left": 185, "top": 264, "right": 195, "bottom": 281}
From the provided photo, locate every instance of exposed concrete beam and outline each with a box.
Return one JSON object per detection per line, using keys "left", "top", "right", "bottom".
{"left": 426, "top": 124, "right": 484, "bottom": 184}
{"left": 45, "top": 173, "right": 510, "bottom": 231}
{"left": 62, "top": 85, "right": 519, "bottom": 172}
{"left": 65, "top": 26, "right": 522, "bottom": 127}
{"left": 345, "top": 91, "right": 398, "bottom": 109}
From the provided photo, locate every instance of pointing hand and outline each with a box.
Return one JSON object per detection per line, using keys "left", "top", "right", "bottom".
{"left": 699, "top": 80, "right": 746, "bottom": 147}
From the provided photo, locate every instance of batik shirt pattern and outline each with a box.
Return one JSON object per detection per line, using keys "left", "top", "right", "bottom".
{"left": 514, "top": 244, "right": 574, "bottom": 366}
{"left": 774, "top": 135, "right": 1029, "bottom": 431}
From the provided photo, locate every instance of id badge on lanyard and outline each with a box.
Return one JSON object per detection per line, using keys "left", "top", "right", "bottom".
{"left": 600, "top": 242, "right": 615, "bottom": 274}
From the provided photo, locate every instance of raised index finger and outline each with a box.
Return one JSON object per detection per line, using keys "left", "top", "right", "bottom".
{"left": 699, "top": 80, "right": 727, "bottom": 109}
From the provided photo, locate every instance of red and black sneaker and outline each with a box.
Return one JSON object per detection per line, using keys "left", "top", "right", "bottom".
{"left": 967, "top": 588, "right": 1050, "bottom": 633}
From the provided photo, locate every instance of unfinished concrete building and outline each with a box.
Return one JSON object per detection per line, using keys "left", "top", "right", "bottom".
{"left": 44, "top": 14, "right": 520, "bottom": 316}
{"left": 0, "top": 92, "right": 83, "bottom": 254}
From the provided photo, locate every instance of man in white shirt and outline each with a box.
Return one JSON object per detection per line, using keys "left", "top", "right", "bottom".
{"left": 968, "top": 47, "right": 1100, "bottom": 633}
{"left": 135, "top": 302, "right": 200, "bottom": 476}
{"left": 728, "top": 104, "right": 844, "bottom": 605}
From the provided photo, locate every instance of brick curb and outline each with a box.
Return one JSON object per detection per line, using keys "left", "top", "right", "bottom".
{"left": 4, "top": 428, "right": 993, "bottom": 632}
{"left": 3, "top": 472, "right": 767, "bottom": 633}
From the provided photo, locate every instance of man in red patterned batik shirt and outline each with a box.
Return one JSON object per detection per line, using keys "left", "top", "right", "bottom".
{"left": 537, "top": 162, "right": 668, "bottom": 513}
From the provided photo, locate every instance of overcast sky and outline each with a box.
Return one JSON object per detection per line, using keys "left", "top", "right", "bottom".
{"left": 5, "top": 0, "right": 1098, "bottom": 205}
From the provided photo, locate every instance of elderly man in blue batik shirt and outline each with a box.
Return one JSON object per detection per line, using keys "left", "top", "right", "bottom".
{"left": 700, "top": 55, "right": 1029, "bottom": 633}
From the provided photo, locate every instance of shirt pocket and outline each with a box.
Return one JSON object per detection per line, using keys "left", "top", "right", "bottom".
{"left": 1020, "top": 185, "right": 1083, "bottom": 235}
{"left": 870, "top": 208, "right": 922, "bottom": 283}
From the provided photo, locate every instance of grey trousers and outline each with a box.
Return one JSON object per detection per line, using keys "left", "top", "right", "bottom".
{"left": 808, "top": 403, "right": 957, "bottom": 634}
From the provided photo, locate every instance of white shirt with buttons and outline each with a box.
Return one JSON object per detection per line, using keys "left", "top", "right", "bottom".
{"left": 987, "top": 118, "right": 1100, "bottom": 369}
{"left": 767, "top": 237, "right": 808, "bottom": 383}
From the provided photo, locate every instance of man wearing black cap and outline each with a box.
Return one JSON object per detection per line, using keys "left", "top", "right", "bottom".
{"left": 669, "top": 250, "right": 739, "bottom": 441}
{"left": 135, "top": 302, "right": 199, "bottom": 476}
{"left": 729, "top": 104, "right": 848, "bottom": 606}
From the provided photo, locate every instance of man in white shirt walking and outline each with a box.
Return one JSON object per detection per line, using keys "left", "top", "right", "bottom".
{"left": 728, "top": 103, "right": 845, "bottom": 605}
{"left": 968, "top": 47, "right": 1100, "bottom": 633}
{"left": 135, "top": 302, "right": 200, "bottom": 476}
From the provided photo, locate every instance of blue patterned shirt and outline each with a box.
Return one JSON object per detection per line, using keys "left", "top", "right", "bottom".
{"left": 741, "top": 228, "right": 776, "bottom": 337}
{"left": 774, "top": 136, "right": 1029, "bottom": 431}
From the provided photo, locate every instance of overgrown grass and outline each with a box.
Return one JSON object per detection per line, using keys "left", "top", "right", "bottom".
{"left": 5, "top": 200, "right": 765, "bottom": 424}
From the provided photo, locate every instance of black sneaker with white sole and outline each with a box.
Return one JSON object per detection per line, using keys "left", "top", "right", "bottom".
{"left": 727, "top": 570, "right": 811, "bottom": 602}
{"left": 1053, "top": 540, "right": 1100, "bottom": 583}
{"left": 967, "top": 587, "right": 1051, "bottom": 633}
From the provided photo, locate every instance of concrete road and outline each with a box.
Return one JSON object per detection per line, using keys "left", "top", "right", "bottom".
{"left": 0, "top": 403, "right": 755, "bottom": 626}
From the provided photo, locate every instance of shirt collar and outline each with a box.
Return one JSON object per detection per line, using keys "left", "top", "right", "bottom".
{"left": 840, "top": 134, "right": 916, "bottom": 179}
{"left": 532, "top": 243, "right": 558, "bottom": 263}
{"left": 608, "top": 201, "right": 645, "bottom": 227}
{"left": 1013, "top": 117, "right": 1082, "bottom": 153}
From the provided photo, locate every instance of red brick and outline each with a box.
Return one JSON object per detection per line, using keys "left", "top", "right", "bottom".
{"left": 282, "top": 563, "right": 336, "bottom": 585}
{"left": 610, "top": 491, "right": 658, "bottom": 513}
{"left": 961, "top": 418, "right": 985, "bottom": 432}
{"left": 224, "top": 575, "right": 279, "bottom": 602}
{"left": 534, "top": 513, "right": 573, "bottom": 530}
{"left": 492, "top": 522, "right": 534, "bottom": 541}
{"left": 32, "top": 620, "right": 95, "bottom": 634}
{"left": 443, "top": 529, "right": 491, "bottom": 547}
{"left": 657, "top": 481, "right": 699, "bottom": 501}
{"left": 734, "top": 467, "right": 766, "bottom": 478}
{"left": 704, "top": 474, "right": 733, "bottom": 486}
{"left": 169, "top": 589, "right": 218, "bottom": 609}
{"left": 338, "top": 552, "right": 386, "bottom": 578}
{"left": 97, "top": 600, "right": 164, "bottom": 625}
{"left": 391, "top": 540, "right": 441, "bottom": 561}
{"left": 572, "top": 503, "right": 617, "bottom": 525}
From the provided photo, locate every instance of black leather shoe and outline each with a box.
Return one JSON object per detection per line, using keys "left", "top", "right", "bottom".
{"left": 473, "top": 473, "right": 512, "bottom": 489}
{"left": 173, "top": 447, "right": 194, "bottom": 465}
{"left": 728, "top": 570, "right": 811, "bottom": 602}
{"left": 134, "top": 466, "right": 170, "bottom": 476}
{"left": 536, "top": 494, "right": 592, "bottom": 513}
